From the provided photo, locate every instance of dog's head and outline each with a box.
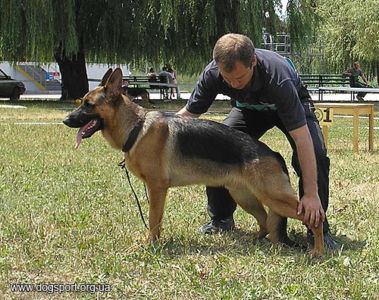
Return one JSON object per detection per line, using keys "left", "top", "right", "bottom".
{"left": 63, "top": 68, "right": 125, "bottom": 148}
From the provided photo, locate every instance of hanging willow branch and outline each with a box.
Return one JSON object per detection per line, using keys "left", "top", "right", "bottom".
{"left": 286, "top": 0, "right": 319, "bottom": 52}
{"left": 0, "top": 0, "right": 320, "bottom": 74}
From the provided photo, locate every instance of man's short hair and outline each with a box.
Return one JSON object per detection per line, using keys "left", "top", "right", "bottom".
{"left": 213, "top": 33, "right": 255, "bottom": 72}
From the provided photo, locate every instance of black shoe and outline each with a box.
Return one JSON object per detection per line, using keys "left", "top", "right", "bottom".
{"left": 199, "top": 218, "right": 235, "bottom": 234}
{"left": 356, "top": 96, "right": 364, "bottom": 102}
{"left": 307, "top": 230, "right": 341, "bottom": 251}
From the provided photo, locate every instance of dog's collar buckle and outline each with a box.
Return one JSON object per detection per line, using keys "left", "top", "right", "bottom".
{"left": 122, "top": 119, "right": 144, "bottom": 153}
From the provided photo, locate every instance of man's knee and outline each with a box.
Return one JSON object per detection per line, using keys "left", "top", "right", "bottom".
{"left": 223, "top": 107, "right": 245, "bottom": 128}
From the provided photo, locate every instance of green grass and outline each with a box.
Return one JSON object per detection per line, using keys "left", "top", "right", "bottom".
{"left": 0, "top": 100, "right": 378, "bottom": 299}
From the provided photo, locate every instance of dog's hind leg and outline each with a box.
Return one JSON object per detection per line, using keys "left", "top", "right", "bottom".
{"left": 310, "top": 225, "right": 324, "bottom": 257}
{"left": 227, "top": 187, "right": 268, "bottom": 239}
{"left": 266, "top": 210, "right": 302, "bottom": 248}
{"left": 259, "top": 189, "right": 324, "bottom": 256}
{"left": 253, "top": 164, "right": 324, "bottom": 256}
{"left": 146, "top": 184, "right": 168, "bottom": 243}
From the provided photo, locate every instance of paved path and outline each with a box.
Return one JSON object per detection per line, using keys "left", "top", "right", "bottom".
{"left": 9, "top": 90, "right": 379, "bottom": 102}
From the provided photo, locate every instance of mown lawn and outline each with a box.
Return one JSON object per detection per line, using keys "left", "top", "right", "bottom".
{"left": 0, "top": 100, "right": 378, "bottom": 299}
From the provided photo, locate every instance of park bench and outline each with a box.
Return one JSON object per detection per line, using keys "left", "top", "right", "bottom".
{"left": 300, "top": 74, "right": 350, "bottom": 89}
{"left": 299, "top": 74, "right": 378, "bottom": 101}
{"left": 123, "top": 75, "right": 180, "bottom": 100}
{"left": 300, "top": 74, "right": 353, "bottom": 100}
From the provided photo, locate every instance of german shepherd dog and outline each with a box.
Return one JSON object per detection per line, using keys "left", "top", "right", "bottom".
{"left": 63, "top": 68, "right": 324, "bottom": 256}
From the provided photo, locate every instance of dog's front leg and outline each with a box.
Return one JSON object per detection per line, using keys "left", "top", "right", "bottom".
{"left": 146, "top": 185, "right": 168, "bottom": 243}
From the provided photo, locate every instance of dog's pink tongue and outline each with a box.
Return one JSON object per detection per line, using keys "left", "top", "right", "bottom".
{"left": 75, "top": 122, "right": 91, "bottom": 148}
{"left": 74, "top": 120, "right": 97, "bottom": 149}
{"left": 75, "top": 127, "right": 85, "bottom": 149}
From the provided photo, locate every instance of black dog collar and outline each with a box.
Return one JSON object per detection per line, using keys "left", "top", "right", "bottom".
{"left": 122, "top": 119, "right": 144, "bottom": 153}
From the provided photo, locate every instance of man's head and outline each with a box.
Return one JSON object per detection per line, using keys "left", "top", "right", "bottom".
{"left": 213, "top": 33, "right": 256, "bottom": 89}
{"left": 353, "top": 62, "right": 360, "bottom": 69}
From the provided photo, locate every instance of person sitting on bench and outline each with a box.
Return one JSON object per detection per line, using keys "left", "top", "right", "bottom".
{"left": 344, "top": 62, "right": 372, "bottom": 101}
{"left": 158, "top": 66, "right": 174, "bottom": 100}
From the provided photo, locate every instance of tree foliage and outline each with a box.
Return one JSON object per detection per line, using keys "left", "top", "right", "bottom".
{"left": 314, "top": 0, "right": 379, "bottom": 75}
{"left": 286, "top": 0, "right": 319, "bottom": 51}
{"left": 0, "top": 0, "right": 310, "bottom": 75}
{"left": 3, "top": 0, "right": 375, "bottom": 82}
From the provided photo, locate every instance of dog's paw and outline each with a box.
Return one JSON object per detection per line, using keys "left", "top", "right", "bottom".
{"left": 254, "top": 228, "right": 268, "bottom": 239}
{"left": 309, "top": 248, "right": 323, "bottom": 257}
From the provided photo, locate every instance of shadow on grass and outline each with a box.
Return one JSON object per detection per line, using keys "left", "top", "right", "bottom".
{"left": 139, "top": 228, "right": 366, "bottom": 261}
{"left": 143, "top": 229, "right": 305, "bottom": 257}
{"left": 335, "top": 234, "right": 366, "bottom": 251}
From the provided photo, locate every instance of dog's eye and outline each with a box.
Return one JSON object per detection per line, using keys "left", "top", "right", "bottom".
{"left": 84, "top": 101, "right": 95, "bottom": 108}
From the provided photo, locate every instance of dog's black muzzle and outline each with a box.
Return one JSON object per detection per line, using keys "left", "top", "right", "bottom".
{"left": 63, "top": 109, "right": 104, "bottom": 144}
{"left": 63, "top": 109, "right": 100, "bottom": 128}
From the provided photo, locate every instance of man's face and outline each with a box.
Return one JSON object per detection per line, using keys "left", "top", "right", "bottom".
{"left": 219, "top": 58, "right": 256, "bottom": 90}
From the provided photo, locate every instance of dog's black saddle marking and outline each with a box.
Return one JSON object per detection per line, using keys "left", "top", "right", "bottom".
{"left": 123, "top": 119, "right": 144, "bottom": 152}
{"left": 175, "top": 118, "right": 268, "bottom": 164}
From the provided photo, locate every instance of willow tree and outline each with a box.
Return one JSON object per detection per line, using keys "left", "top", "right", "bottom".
{"left": 0, "top": 0, "right": 316, "bottom": 99}
{"left": 315, "top": 0, "right": 379, "bottom": 82}
{"left": 286, "top": 0, "right": 319, "bottom": 50}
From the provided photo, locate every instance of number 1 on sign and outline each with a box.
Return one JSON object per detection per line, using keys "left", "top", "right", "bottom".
{"left": 315, "top": 107, "right": 334, "bottom": 126}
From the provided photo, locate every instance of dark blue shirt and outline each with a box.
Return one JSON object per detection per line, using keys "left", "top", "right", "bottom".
{"left": 186, "top": 49, "right": 310, "bottom": 131}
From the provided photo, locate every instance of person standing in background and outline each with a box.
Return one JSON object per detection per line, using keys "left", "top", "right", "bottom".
{"left": 166, "top": 64, "right": 177, "bottom": 99}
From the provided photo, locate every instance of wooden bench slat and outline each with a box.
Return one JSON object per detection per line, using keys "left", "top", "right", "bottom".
{"left": 300, "top": 74, "right": 350, "bottom": 87}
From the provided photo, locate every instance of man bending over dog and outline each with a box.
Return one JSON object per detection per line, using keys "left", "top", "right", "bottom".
{"left": 177, "top": 33, "right": 340, "bottom": 250}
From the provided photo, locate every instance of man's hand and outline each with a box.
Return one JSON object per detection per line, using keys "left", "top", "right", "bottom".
{"left": 297, "top": 194, "right": 325, "bottom": 228}
{"left": 176, "top": 106, "right": 200, "bottom": 118}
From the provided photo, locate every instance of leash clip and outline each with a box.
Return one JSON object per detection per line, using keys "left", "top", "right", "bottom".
{"left": 118, "top": 159, "right": 126, "bottom": 169}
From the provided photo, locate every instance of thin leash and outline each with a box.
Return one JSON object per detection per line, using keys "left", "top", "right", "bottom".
{"left": 118, "top": 159, "right": 149, "bottom": 229}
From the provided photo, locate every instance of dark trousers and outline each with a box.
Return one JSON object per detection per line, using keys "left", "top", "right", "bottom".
{"left": 352, "top": 82, "right": 371, "bottom": 98}
{"left": 206, "top": 101, "right": 331, "bottom": 233}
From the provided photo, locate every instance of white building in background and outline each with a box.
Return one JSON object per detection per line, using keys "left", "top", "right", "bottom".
{"left": 0, "top": 62, "right": 130, "bottom": 94}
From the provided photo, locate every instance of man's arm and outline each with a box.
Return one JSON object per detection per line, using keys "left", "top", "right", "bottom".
{"left": 176, "top": 61, "right": 220, "bottom": 117}
{"left": 176, "top": 106, "right": 201, "bottom": 118}
{"left": 343, "top": 70, "right": 352, "bottom": 76}
{"left": 289, "top": 124, "right": 325, "bottom": 228}
{"left": 360, "top": 73, "right": 369, "bottom": 85}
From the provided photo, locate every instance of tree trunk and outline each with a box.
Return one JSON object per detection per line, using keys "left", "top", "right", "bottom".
{"left": 54, "top": 48, "right": 88, "bottom": 100}
{"left": 376, "top": 62, "right": 379, "bottom": 86}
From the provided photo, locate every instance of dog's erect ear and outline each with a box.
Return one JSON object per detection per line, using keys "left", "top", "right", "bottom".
{"left": 105, "top": 68, "right": 123, "bottom": 97}
{"left": 100, "top": 68, "right": 113, "bottom": 86}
